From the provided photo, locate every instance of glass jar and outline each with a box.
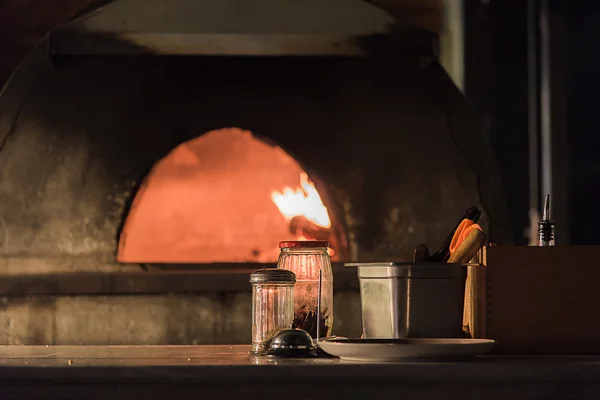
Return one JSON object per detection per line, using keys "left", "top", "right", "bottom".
{"left": 277, "top": 240, "right": 333, "bottom": 338}
{"left": 250, "top": 268, "right": 296, "bottom": 355}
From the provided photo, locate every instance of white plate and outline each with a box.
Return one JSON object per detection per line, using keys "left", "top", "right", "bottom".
{"left": 318, "top": 338, "right": 496, "bottom": 362}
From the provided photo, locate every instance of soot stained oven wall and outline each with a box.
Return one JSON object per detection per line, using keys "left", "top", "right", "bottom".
{"left": 0, "top": 55, "right": 508, "bottom": 263}
{"left": 0, "top": 54, "right": 509, "bottom": 344}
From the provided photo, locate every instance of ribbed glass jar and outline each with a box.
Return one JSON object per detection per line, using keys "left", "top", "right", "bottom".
{"left": 250, "top": 268, "right": 296, "bottom": 355}
{"left": 277, "top": 241, "right": 333, "bottom": 338}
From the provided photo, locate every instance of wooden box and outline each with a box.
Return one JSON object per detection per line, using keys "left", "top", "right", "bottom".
{"left": 464, "top": 246, "right": 600, "bottom": 354}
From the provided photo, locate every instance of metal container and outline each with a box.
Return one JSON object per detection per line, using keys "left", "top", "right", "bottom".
{"left": 346, "top": 262, "right": 468, "bottom": 339}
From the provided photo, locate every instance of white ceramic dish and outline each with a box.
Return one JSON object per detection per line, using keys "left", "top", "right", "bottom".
{"left": 317, "top": 338, "right": 496, "bottom": 362}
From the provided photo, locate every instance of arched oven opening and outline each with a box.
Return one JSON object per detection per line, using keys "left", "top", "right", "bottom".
{"left": 117, "top": 127, "right": 349, "bottom": 263}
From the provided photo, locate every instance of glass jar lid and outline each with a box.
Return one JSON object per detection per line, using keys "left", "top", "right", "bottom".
{"left": 279, "top": 240, "right": 329, "bottom": 249}
{"left": 250, "top": 268, "right": 296, "bottom": 284}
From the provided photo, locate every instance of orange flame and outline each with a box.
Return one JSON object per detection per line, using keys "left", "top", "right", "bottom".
{"left": 271, "top": 172, "right": 331, "bottom": 228}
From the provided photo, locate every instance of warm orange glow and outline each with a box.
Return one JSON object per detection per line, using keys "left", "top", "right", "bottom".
{"left": 271, "top": 172, "right": 331, "bottom": 229}
{"left": 117, "top": 127, "right": 346, "bottom": 263}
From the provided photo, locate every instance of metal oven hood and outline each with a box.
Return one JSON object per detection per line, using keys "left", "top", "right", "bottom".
{"left": 47, "top": 0, "right": 436, "bottom": 56}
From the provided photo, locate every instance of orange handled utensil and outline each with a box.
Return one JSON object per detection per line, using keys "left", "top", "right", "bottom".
{"left": 449, "top": 219, "right": 483, "bottom": 255}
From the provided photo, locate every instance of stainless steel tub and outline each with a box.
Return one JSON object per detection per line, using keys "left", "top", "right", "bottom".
{"left": 346, "top": 262, "right": 468, "bottom": 339}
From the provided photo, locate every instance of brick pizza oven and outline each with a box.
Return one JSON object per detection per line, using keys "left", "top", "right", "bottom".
{"left": 0, "top": 0, "right": 509, "bottom": 345}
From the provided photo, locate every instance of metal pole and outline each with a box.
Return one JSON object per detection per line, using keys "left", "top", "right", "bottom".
{"left": 440, "top": 0, "right": 465, "bottom": 91}
{"left": 539, "top": 0, "right": 553, "bottom": 224}
{"left": 527, "top": 0, "right": 540, "bottom": 245}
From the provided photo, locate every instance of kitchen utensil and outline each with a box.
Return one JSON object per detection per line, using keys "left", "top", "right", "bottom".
{"left": 413, "top": 243, "right": 431, "bottom": 262}
{"left": 346, "top": 262, "right": 468, "bottom": 339}
{"left": 449, "top": 219, "right": 480, "bottom": 255}
{"left": 430, "top": 206, "right": 481, "bottom": 262}
{"left": 317, "top": 269, "right": 322, "bottom": 341}
{"left": 448, "top": 228, "right": 487, "bottom": 263}
{"left": 318, "top": 337, "right": 496, "bottom": 362}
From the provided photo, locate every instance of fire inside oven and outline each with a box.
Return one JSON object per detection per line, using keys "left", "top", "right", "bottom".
{"left": 117, "top": 127, "right": 348, "bottom": 263}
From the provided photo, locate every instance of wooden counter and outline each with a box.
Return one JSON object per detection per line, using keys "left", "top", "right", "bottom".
{"left": 1, "top": 345, "right": 600, "bottom": 399}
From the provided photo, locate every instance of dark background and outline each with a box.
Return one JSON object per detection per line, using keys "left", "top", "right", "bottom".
{"left": 465, "top": 0, "right": 597, "bottom": 245}
{"left": 566, "top": 1, "right": 600, "bottom": 245}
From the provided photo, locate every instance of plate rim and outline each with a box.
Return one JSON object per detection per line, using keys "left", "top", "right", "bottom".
{"left": 319, "top": 338, "right": 496, "bottom": 346}
{"left": 317, "top": 338, "right": 496, "bottom": 361}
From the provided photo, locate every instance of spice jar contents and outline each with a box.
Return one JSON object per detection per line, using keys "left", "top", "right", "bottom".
{"left": 249, "top": 268, "right": 296, "bottom": 355}
{"left": 292, "top": 308, "right": 328, "bottom": 339}
{"left": 277, "top": 241, "right": 333, "bottom": 338}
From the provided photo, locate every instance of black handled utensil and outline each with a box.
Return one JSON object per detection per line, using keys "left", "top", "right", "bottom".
{"left": 413, "top": 243, "right": 431, "bottom": 262}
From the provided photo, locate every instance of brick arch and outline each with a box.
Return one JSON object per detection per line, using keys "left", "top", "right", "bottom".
{"left": 117, "top": 127, "right": 345, "bottom": 263}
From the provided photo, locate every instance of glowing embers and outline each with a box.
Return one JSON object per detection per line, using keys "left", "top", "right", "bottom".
{"left": 117, "top": 128, "right": 345, "bottom": 263}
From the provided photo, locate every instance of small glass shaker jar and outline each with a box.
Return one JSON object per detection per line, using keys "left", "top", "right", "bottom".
{"left": 250, "top": 268, "right": 296, "bottom": 355}
{"left": 277, "top": 241, "right": 333, "bottom": 339}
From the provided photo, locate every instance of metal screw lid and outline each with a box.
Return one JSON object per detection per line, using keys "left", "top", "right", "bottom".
{"left": 250, "top": 268, "right": 296, "bottom": 284}
{"left": 279, "top": 240, "right": 329, "bottom": 249}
